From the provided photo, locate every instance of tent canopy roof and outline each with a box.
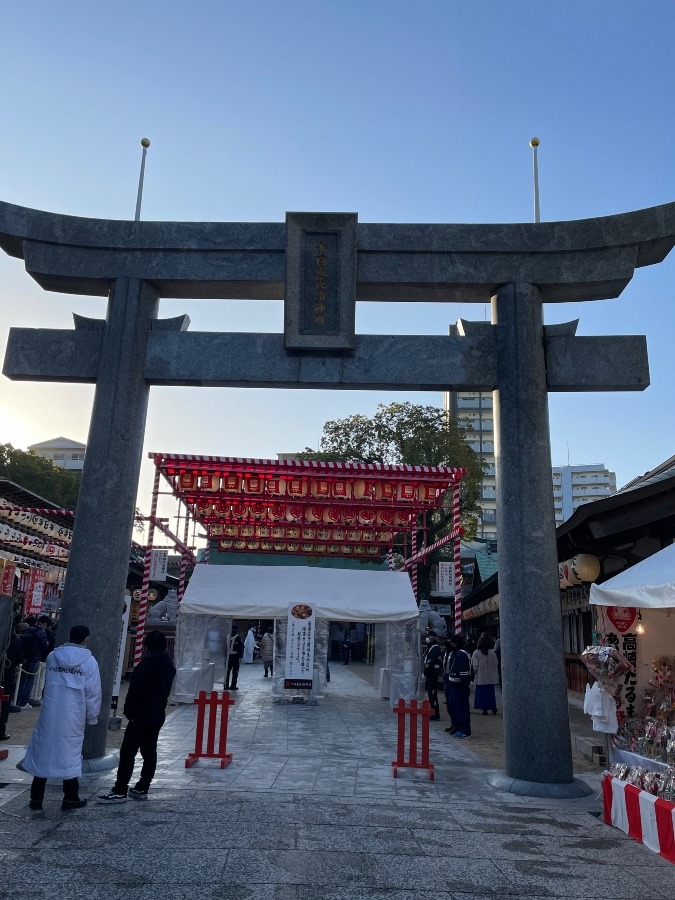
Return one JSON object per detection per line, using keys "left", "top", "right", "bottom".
{"left": 590, "top": 542, "right": 675, "bottom": 608}
{"left": 180, "top": 564, "right": 419, "bottom": 622}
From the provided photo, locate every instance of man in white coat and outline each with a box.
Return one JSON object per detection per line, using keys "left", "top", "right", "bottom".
{"left": 24, "top": 623, "right": 101, "bottom": 811}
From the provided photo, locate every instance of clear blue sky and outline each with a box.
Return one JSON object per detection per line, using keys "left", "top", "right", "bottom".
{"left": 1, "top": 1, "right": 674, "bottom": 519}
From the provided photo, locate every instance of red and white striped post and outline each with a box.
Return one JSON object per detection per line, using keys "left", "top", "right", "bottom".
{"left": 133, "top": 466, "right": 161, "bottom": 667}
{"left": 410, "top": 522, "right": 418, "bottom": 601}
{"left": 177, "top": 506, "right": 191, "bottom": 604}
{"left": 453, "top": 484, "right": 462, "bottom": 636}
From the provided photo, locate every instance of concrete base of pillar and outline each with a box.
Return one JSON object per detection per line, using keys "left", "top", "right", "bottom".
{"left": 81, "top": 752, "right": 119, "bottom": 773}
{"left": 488, "top": 772, "right": 594, "bottom": 799}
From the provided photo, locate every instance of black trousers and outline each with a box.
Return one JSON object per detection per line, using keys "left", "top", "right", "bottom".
{"left": 226, "top": 656, "right": 240, "bottom": 688}
{"left": 448, "top": 683, "right": 471, "bottom": 735}
{"left": 426, "top": 681, "right": 440, "bottom": 717}
{"left": 30, "top": 776, "right": 79, "bottom": 802}
{"left": 263, "top": 660, "right": 273, "bottom": 676}
{"left": 113, "top": 718, "right": 164, "bottom": 794}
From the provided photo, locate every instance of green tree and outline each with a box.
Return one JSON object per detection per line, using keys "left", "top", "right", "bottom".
{"left": 0, "top": 443, "right": 81, "bottom": 510}
{"left": 299, "top": 402, "right": 485, "bottom": 603}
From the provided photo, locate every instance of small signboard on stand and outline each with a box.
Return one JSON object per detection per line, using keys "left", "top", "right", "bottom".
{"left": 284, "top": 602, "right": 315, "bottom": 692}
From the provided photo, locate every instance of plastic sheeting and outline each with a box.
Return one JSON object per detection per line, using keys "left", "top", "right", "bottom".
{"left": 590, "top": 543, "right": 675, "bottom": 608}
{"left": 180, "top": 564, "right": 418, "bottom": 621}
{"left": 173, "top": 612, "right": 230, "bottom": 702}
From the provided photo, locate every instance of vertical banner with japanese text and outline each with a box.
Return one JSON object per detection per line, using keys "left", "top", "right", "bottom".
{"left": 284, "top": 603, "right": 316, "bottom": 689}
{"left": 0, "top": 559, "right": 17, "bottom": 597}
{"left": 24, "top": 568, "right": 47, "bottom": 617}
{"left": 149, "top": 549, "right": 169, "bottom": 581}
{"left": 111, "top": 593, "right": 132, "bottom": 713}
{"left": 599, "top": 606, "right": 638, "bottom": 718}
{"left": 438, "top": 561, "right": 454, "bottom": 594}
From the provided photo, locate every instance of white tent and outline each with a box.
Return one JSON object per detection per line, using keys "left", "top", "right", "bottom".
{"left": 589, "top": 543, "right": 675, "bottom": 608}
{"left": 180, "top": 564, "right": 418, "bottom": 622}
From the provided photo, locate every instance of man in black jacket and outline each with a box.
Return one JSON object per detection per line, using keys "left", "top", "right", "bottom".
{"left": 225, "top": 625, "right": 244, "bottom": 690}
{"left": 444, "top": 634, "right": 472, "bottom": 738}
{"left": 423, "top": 632, "right": 443, "bottom": 721}
{"left": 98, "top": 630, "right": 176, "bottom": 803}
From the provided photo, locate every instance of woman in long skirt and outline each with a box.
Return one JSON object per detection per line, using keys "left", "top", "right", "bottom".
{"left": 471, "top": 635, "right": 499, "bottom": 714}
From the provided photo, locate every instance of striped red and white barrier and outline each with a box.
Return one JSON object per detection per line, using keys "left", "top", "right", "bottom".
{"left": 453, "top": 484, "right": 462, "bottom": 636}
{"left": 602, "top": 774, "right": 675, "bottom": 864}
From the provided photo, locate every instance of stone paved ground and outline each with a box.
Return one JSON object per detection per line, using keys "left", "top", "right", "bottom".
{"left": 1, "top": 662, "right": 673, "bottom": 899}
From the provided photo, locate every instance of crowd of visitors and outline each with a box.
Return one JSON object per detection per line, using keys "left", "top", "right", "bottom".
{"left": 424, "top": 629, "right": 501, "bottom": 740}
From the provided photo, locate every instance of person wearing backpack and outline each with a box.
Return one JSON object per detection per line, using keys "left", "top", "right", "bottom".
{"left": 225, "top": 625, "right": 244, "bottom": 690}
{"left": 423, "top": 632, "right": 443, "bottom": 721}
{"left": 444, "top": 634, "right": 472, "bottom": 738}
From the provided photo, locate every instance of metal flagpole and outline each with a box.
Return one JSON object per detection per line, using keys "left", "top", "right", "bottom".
{"left": 134, "top": 138, "right": 151, "bottom": 221}
{"left": 530, "top": 137, "right": 541, "bottom": 223}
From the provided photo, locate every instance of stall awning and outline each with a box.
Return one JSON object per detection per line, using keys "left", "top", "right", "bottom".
{"left": 590, "top": 543, "right": 675, "bottom": 608}
{"left": 180, "top": 564, "right": 418, "bottom": 622}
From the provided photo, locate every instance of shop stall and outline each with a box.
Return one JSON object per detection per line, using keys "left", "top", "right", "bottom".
{"left": 173, "top": 563, "right": 419, "bottom": 704}
{"left": 590, "top": 544, "right": 675, "bottom": 861}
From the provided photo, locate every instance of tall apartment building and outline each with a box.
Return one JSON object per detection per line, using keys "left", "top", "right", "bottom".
{"left": 28, "top": 437, "right": 86, "bottom": 471}
{"left": 443, "top": 383, "right": 616, "bottom": 543}
{"left": 443, "top": 389, "right": 497, "bottom": 542}
{"left": 552, "top": 464, "right": 617, "bottom": 524}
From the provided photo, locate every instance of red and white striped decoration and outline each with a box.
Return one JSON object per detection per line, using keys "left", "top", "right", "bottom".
{"left": 453, "top": 484, "right": 462, "bottom": 637}
{"left": 177, "top": 508, "right": 191, "bottom": 604}
{"left": 0, "top": 503, "right": 75, "bottom": 517}
{"left": 410, "top": 527, "right": 418, "bottom": 601}
{"left": 151, "top": 452, "right": 465, "bottom": 479}
{"left": 402, "top": 527, "right": 463, "bottom": 568}
{"left": 602, "top": 774, "right": 675, "bottom": 864}
{"left": 133, "top": 467, "right": 161, "bottom": 667}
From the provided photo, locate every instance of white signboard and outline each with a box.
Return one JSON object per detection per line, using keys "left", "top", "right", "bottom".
{"left": 149, "top": 548, "right": 169, "bottom": 581}
{"left": 438, "top": 561, "right": 454, "bottom": 595}
{"left": 284, "top": 602, "right": 316, "bottom": 689}
{"left": 111, "top": 593, "right": 132, "bottom": 712}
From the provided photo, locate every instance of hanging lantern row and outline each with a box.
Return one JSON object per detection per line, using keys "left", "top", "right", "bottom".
{"left": 198, "top": 499, "right": 411, "bottom": 528}
{"left": 0, "top": 502, "right": 73, "bottom": 542}
{"left": 208, "top": 522, "right": 394, "bottom": 545}
{"left": 175, "top": 472, "right": 440, "bottom": 505}
{"left": 218, "top": 538, "right": 384, "bottom": 557}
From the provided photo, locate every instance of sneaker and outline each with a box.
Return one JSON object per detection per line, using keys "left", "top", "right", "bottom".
{"left": 0, "top": 732, "right": 10, "bottom": 741}
{"left": 452, "top": 731, "right": 467, "bottom": 739}
{"left": 28, "top": 700, "right": 41, "bottom": 707}
{"left": 28, "top": 799, "right": 43, "bottom": 811}
{"left": 8, "top": 705, "right": 22, "bottom": 713}
{"left": 128, "top": 788, "right": 148, "bottom": 801}
{"left": 97, "top": 791, "right": 127, "bottom": 804}
{"left": 20, "top": 704, "right": 32, "bottom": 710}
{"left": 61, "top": 798, "right": 88, "bottom": 811}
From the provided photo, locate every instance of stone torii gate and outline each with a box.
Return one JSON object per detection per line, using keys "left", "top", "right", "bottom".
{"left": 2, "top": 202, "right": 675, "bottom": 794}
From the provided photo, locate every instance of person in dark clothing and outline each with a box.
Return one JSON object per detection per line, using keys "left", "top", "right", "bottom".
{"left": 98, "top": 630, "right": 176, "bottom": 803}
{"left": 423, "top": 632, "right": 443, "bottom": 721}
{"left": 225, "top": 626, "right": 244, "bottom": 690}
{"left": 341, "top": 633, "right": 351, "bottom": 665}
{"left": 0, "top": 625, "right": 24, "bottom": 739}
{"left": 38, "top": 616, "right": 56, "bottom": 654}
{"left": 16, "top": 621, "right": 48, "bottom": 708}
{"left": 444, "top": 634, "right": 472, "bottom": 738}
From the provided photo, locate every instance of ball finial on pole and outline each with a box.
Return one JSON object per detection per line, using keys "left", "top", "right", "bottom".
{"left": 135, "top": 138, "right": 151, "bottom": 221}
{"left": 530, "top": 137, "right": 541, "bottom": 223}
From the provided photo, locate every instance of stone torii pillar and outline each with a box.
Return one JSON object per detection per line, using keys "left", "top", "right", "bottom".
{"left": 2, "top": 202, "right": 674, "bottom": 792}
